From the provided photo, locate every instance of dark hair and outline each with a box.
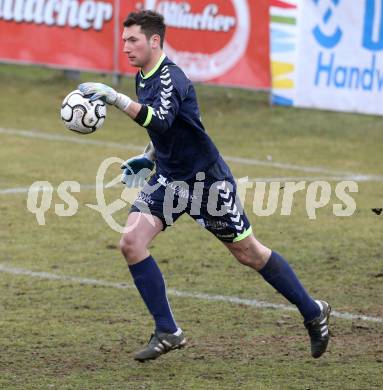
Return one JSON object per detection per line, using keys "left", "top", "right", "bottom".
{"left": 123, "top": 10, "right": 166, "bottom": 48}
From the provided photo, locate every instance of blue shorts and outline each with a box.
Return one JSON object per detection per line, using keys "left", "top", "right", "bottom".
{"left": 130, "top": 156, "right": 252, "bottom": 243}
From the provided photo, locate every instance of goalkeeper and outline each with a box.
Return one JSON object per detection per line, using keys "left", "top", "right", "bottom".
{"left": 79, "top": 10, "right": 331, "bottom": 362}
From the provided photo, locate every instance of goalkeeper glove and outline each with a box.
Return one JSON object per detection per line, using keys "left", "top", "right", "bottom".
{"left": 121, "top": 143, "right": 155, "bottom": 188}
{"left": 78, "top": 82, "right": 132, "bottom": 111}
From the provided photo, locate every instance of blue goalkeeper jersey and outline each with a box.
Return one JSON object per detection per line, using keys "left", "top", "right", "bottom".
{"left": 134, "top": 54, "right": 219, "bottom": 181}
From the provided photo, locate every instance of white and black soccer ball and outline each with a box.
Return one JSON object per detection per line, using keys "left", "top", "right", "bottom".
{"left": 60, "top": 89, "right": 106, "bottom": 134}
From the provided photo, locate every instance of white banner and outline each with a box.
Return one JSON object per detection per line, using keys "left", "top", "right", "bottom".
{"left": 270, "top": 0, "right": 299, "bottom": 107}
{"left": 292, "top": 0, "right": 383, "bottom": 116}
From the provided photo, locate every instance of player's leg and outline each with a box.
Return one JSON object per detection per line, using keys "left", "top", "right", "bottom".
{"left": 224, "top": 234, "right": 320, "bottom": 319}
{"left": 120, "top": 211, "right": 179, "bottom": 333}
{"left": 120, "top": 211, "right": 186, "bottom": 361}
{"left": 224, "top": 233, "right": 331, "bottom": 358}
{"left": 120, "top": 211, "right": 163, "bottom": 264}
{"left": 192, "top": 156, "right": 330, "bottom": 358}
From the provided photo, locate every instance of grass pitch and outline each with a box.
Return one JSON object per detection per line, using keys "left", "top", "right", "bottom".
{"left": 0, "top": 64, "right": 382, "bottom": 389}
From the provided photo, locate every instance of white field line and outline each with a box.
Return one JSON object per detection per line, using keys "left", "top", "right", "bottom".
{"left": 0, "top": 264, "right": 382, "bottom": 324}
{"left": 0, "top": 173, "right": 379, "bottom": 196}
{"left": 1, "top": 127, "right": 382, "bottom": 180}
{"left": 0, "top": 127, "right": 143, "bottom": 152}
{"left": 249, "top": 176, "right": 383, "bottom": 182}
{"left": 0, "top": 184, "right": 104, "bottom": 195}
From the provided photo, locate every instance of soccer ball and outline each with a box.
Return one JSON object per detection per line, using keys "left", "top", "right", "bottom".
{"left": 60, "top": 89, "right": 106, "bottom": 134}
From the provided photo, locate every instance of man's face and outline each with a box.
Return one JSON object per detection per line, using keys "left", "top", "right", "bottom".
{"left": 122, "top": 25, "right": 153, "bottom": 68}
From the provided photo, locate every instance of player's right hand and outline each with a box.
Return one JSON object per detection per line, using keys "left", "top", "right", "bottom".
{"left": 78, "top": 82, "right": 118, "bottom": 104}
{"left": 121, "top": 155, "right": 155, "bottom": 188}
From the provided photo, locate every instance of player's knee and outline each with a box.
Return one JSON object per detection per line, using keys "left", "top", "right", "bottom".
{"left": 234, "top": 249, "right": 260, "bottom": 268}
{"left": 119, "top": 233, "right": 143, "bottom": 263}
{"left": 235, "top": 252, "right": 267, "bottom": 270}
{"left": 232, "top": 241, "right": 270, "bottom": 270}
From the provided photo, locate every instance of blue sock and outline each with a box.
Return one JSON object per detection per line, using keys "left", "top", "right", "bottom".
{"left": 129, "top": 256, "right": 178, "bottom": 333}
{"left": 259, "top": 251, "right": 320, "bottom": 322}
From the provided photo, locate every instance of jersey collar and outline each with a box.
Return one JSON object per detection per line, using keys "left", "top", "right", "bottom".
{"left": 140, "top": 53, "right": 166, "bottom": 80}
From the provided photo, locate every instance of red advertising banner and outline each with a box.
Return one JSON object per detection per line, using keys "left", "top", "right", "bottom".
{"left": 0, "top": 0, "right": 270, "bottom": 88}
{"left": 0, "top": 0, "right": 116, "bottom": 71}
{"left": 119, "top": 0, "right": 270, "bottom": 88}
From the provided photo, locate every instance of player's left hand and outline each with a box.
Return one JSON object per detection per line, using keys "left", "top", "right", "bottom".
{"left": 78, "top": 82, "right": 118, "bottom": 104}
{"left": 121, "top": 155, "right": 155, "bottom": 188}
